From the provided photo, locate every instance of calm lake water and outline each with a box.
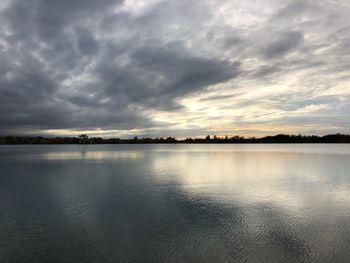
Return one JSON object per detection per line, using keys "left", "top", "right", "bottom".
{"left": 1, "top": 144, "right": 350, "bottom": 262}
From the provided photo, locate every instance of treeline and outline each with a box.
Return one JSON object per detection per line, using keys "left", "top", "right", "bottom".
{"left": 0, "top": 134, "right": 350, "bottom": 144}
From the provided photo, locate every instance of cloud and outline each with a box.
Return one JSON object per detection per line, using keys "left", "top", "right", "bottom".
{"left": 263, "top": 31, "right": 304, "bottom": 59}
{"left": 0, "top": 0, "right": 349, "bottom": 137}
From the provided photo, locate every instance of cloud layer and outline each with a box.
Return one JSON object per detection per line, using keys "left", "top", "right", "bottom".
{"left": 0, "top": 0, "right": 349, "bottom": 137}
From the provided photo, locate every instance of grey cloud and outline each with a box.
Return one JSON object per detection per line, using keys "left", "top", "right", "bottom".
{"left": 252, "top": 65, "right": 280, "bottom": 78}
{"left": 264, "top": 31, "right": 304, "bottom": 59}
{"left": 95, "top": 45, "right": 240, "bottom": 111}
{"left": 200, "top": 94, "right": 240, "bottom": 102}
{"left": 0, "top": 0, "right": 239, "bottom": 134}
{"left": 273, "top": 1, "right": 313, "bottom": 20}
{"left": 0, "top": 0, "right": 349, "bottom": 136}
{"left": 276, "top": 95, "right": 340, "bottom": 111}
{"left": 0, "top": 0, "right": 148, "bottom": 133}
{"left": 0, "top": 47, "right": 65, "bottom": 129}
{"left": 74, "top": 27, "right": 99, "bottom": 56}
{"left": 131, "top": 46, "right": 240, "bottom": 96}
{"left": 5, "top": 0, "right": 122, "bottom": 41}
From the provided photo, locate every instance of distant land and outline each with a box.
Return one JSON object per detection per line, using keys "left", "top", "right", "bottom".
{"left": 1, "top": 134, "right": 350, "bottom": 144}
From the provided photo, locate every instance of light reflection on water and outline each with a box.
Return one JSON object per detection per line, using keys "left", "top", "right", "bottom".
{"left": 0, "top": 144, "right": 350, "bottom": 262}
{"left": 42, "top": 150, "right": 144, "bottom": 160}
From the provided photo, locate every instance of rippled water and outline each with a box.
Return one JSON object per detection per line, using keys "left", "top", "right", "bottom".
{"left": 1, "top": 144, "right": 350, "bottom": 262}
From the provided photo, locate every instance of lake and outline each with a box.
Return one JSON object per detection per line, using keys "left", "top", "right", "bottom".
{"left": 1, "top": 144, "right": 350, "bottom": 262}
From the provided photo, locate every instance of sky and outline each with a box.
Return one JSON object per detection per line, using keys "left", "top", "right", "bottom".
{"left": 0, "top": 0, "right": 349, "bottom": 138}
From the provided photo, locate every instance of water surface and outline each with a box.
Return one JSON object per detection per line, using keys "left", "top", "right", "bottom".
{"left": 1, "top": 144, "right": 350, "bottom": 262}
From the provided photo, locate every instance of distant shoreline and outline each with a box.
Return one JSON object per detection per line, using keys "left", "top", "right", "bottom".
{"left": 1, "top": 134, "right": 350, "bottom": 144}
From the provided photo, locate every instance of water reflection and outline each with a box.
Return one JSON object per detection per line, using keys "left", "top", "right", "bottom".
{"left": 42, "top": 150, "right": 144, "bottom": 160}
{"left": 0, "top": 145, "right": 350, "bottom": 262}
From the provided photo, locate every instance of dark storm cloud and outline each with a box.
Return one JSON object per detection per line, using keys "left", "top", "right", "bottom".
{"left": 94, "top": 45, "right": 240, "bottom": 110}
{"left": 130, "top": 46, "right": 240, "bottom": 103}
{"left": 0, "top": 0, "right": 240, "bottom": 133}
{"left": 0, "top": 45, "right": 66, "bottom": 130}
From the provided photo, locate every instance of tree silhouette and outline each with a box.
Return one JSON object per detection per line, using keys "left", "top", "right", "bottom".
{"left": 78, "top": 134, "right": 89, "bottom": 144}
{"left": 1, "top": 133, "right": 350, "bottom": 144}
